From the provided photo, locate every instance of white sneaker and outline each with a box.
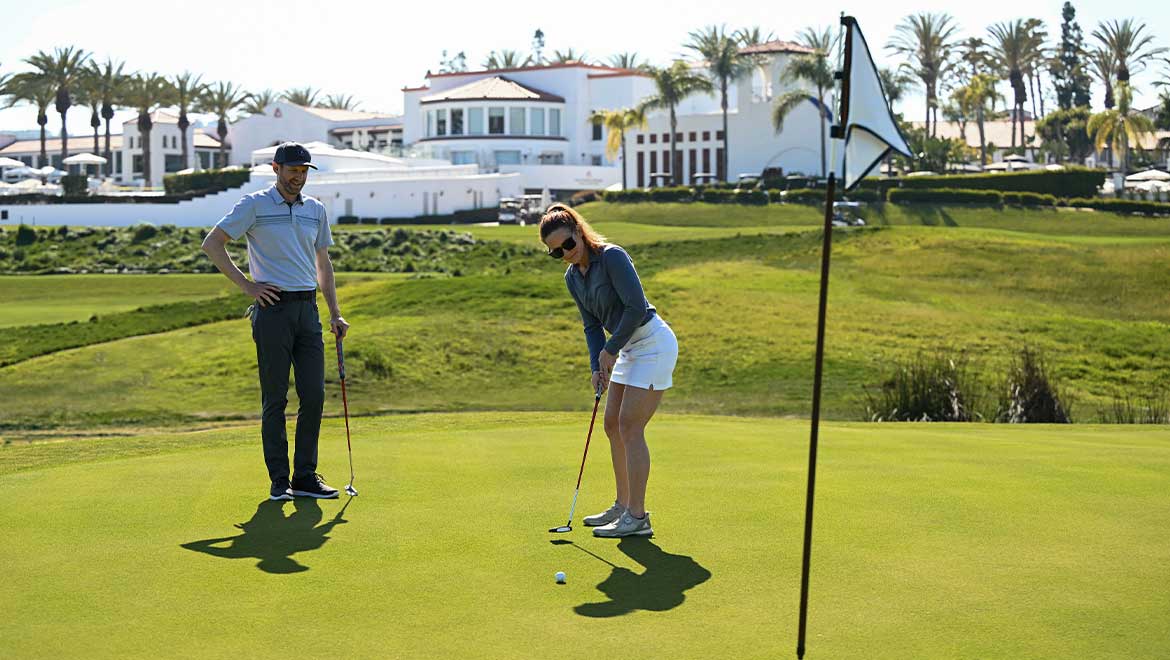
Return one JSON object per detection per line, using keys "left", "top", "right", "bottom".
{"left": 593, "top": 511, "right": 653, "bottom": 538}
{"left": 583, "top": 501, "right": 625, "bottom": 527}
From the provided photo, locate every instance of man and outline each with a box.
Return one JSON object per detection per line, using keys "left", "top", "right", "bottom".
{"left": 202, "top": 142, "right": 349, "bottom": 501}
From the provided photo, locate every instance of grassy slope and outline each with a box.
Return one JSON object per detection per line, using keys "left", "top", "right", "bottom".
{"left": 1, "top": 414, "right": 1167, "bottom": 659}
{"left": 0, "top": 274, "right": 236, "bottom": 327}
{"left": 3, "top": 221, "right": 1168, "bottom": 428}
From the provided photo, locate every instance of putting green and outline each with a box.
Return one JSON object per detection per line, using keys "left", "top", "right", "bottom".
{"left": 1, "top": 414, "right": 1168, "bottom": 659}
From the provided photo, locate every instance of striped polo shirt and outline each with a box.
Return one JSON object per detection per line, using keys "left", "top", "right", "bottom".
{"left": 215, "top": 184, "right": 334, "bottom": 291}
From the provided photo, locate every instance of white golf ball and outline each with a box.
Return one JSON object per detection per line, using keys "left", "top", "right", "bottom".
{"left": 555, "top": 571, "right": 566, "bottom": 583}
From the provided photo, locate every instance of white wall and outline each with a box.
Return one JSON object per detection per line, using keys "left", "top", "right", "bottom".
{"left": 228, "top": 103, "right": 333, "bottom": 167}
{"left": 497, "top": 165, "right": 619, "bottom": 191}
{"left": 121, "top": 120, "right": 192, "bottom": 188}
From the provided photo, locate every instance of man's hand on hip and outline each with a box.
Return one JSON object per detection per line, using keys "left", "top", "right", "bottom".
{"left": 242, "top": 281, "right": 281, "bottom": 307}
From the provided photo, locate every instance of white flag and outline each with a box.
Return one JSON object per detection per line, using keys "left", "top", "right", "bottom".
{"left": 841, "top": 18, "right": 911, "bottom": 190}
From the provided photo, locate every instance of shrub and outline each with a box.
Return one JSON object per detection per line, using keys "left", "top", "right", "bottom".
{"left": 162, "top": 168, "right": 251, "bottom": 195}
{"left": 897, "top": 167, "right": 1105, "bottom": 198}
{"left": 61, "top": 174, "right": 88, "bottom": 197}
{"left": 888, "top": 188, "right": 1003, "bottom": 205}
{"left": 603, "top": 189, "right": 652, "bottom": 203}
{"left": 569, "top": 190, "right": 602, "bottom": 205}
{"left": 1002, "top": 191, "right": 1057, "bottom": 206}
{"left": 864, "top": 350, "right": 985, "bottom": 422}
{"left": 131, "top": 224, "right": 158, "bottom": 243}
{"left": 14, "top": 225, "right": 37, "bottom": 246}
{"left": 359, "top": 217, "right": 379, "bottom": 225}
{"left": 1062, "top": 197, "right": 1170, "bottom": 215}
{"left": 1098, "top": 385, "right": 1170, "bottom": 424}
{"left": 994, "top": 347, "right": 1072, "bottom": 423}
{"left": 648, "top": 186, "right": 694, "bottom": 202}
{"left": 337, "top": 215, "right": 359, "bottom": 224}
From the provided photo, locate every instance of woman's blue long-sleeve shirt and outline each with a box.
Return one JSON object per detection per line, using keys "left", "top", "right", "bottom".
{"left": 564, "top": 244, "right": 656, "bottom": 372}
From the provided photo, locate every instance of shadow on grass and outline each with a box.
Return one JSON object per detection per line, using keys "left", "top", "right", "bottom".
{"left": 554, "top": 537, "right": 711, "bottom": 617}
{"left": 181, "top": 497, "right": 350, "bottom": 574}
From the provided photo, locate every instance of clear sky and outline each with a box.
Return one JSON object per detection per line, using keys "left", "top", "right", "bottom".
{"left": 1, "top": 0, "right": 1167, "bottom": 137}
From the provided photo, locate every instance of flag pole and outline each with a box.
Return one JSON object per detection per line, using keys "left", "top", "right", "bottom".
{"left": 797, "top": 14, "right": 853, "bottom": 660}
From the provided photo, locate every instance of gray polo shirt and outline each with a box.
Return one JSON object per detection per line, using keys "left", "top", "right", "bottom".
{"left": 565, "top": 244, "right": 656, "bottom": 372}
{"left": 215, "top": 184, "right": 333, "bottom": 291}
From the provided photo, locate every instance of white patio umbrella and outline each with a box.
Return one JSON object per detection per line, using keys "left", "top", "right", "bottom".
{"left": 14, "top": 178, "right": 45, "bottom": 189}
{"left": 1003, "top": 154, "right": 1029, "bottom": 162}
{"left": 1044, "top": 163, "right": 1066, "bottom": 171}
{"left": 62, "top": 152, "right": 108, "bottom": 166}
{"left": 1126, "top": 169, "right": 1170, "bottom": 182}
{"left": 0, "top": 156, "right": 25, "bottom": 168}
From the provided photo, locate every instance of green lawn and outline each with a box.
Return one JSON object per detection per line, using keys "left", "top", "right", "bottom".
{"left": 0, "top": 414, "right": 1167, "bottom": 659}
{"left": 0, "top": 274, "right": 236, "bottom": 327}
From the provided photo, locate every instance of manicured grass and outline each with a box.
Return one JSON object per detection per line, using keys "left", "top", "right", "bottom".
{"left": 0, "top": 274, "right": 236, "bottom": 327}
{"left": 0, "top": 414, "right": 1167, "bottom": 659}
{"left": 370, "top": 220, "right": 811, "bottom": 246}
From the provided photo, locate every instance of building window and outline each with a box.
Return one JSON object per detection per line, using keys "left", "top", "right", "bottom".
{"left": 703, "top": 149, "right": 710, "bottom": 175}
{"left": 591, "top": 155, "right": 602, "bottom": 165}
{"left": 539, "top": 152, "right": 564, "bottom": 164}
{"left": 661, "top": 133, "right": 668, "bottom": 142}
{"left": 509, "top": 107, "right": 525, "bottom": 135}
{"left": 451, "top": 109, "right": 464, "bottom": 135}
{"left": 530, "top": 108, "right": 545, "bottom": 135}
{"left": 636, "top": 151, "right": 644, "bottom": 188}
{"left": 636, "top": 134, "right": 644, "bottom": 144}
{"left": 703, "top": 131, "right": 711, "bottom": 141}
{"left": 469, "top": 108, "right": 484, "bottom": 135}
{"left": 676, "top": 133, "right": 683, "bottom": 142}
{"left": 489, "top": 107, "right": 505, "bottom": 134}
{"left": 165, "top": 154, "right": 184, "bottom": 172}
{"left": 689, "top": 148, "right": 697, "bottom": 182}
{"left": 549, "top": 108, "right": 561, "bottom": 136}
{"left": 716, "top": 147, "right": 725, "bottom": 181}
{"left": 716, "top": 130, "right": 725, "bottom": 140}
{"left": 688, "top": 132, "right": 696, "bottom": 142}
{"left": 199, "top": 151, "right": 210, "bottom": 169}
{"left": 494, "top": 150, "right": 521, "bottom": 165}
{"left": 649, "top": 134, "right": 656, "bottom": 144}
{"left": 592, "top": 123, "right": 602, "bottom": 141}
{"left": 426, "top": 111, "right": 433, "bottom": 137}
{"left": 451, "top": 150, "right": 476, "bottom": 164}
{"left": 662, "top": 150, "right": 669, "bottom": 173}
{"left": 132, "top": 154, "right": 143, "bottom": 174}
{"left": 128, "top": 136, "right": 134, "bottom": 149}
{"left": 437, "top": 109, "right": 448, "bottom": 136}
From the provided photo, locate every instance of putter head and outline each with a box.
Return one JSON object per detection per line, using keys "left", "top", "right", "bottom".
{"left": 549, "top": 524, "right": 572, "bottom": 533}
{"left": 345, "top": 484, "right": 358, "bottom": 497}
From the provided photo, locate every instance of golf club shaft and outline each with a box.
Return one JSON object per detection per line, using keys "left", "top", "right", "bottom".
{"left": 564, "top": 389, "right": 603, "bottom": 523}
{"left": 336, "top": 337, "right": 354, "bottom": 483}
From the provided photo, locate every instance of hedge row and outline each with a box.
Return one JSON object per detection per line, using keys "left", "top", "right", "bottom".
{"left": 898, "top": 167, "right": 1105, "bottom": 198}
{"left": 336, "top": 207, "right": 500, "bottom": 225}
{"left": 888, "top": 189, "right": 1005, "bottom": 204}
{"left": 163, "top": 168, "right": 251, "bottom": 195}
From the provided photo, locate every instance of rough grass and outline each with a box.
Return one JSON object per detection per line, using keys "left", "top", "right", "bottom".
{"left": 0, "top": 414, "right": 1167, "bottom": 659}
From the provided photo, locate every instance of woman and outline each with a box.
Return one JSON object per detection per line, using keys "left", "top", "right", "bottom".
{"left": 539, "top": 203, "right": 678, "bottom": 538}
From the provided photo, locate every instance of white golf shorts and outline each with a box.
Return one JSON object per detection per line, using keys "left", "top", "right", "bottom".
{"left": 609, "top": 315, "right": 678, "bottom": 391}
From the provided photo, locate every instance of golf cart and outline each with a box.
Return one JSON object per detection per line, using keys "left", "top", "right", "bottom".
{"left": 831, "top": 200, "right": 866, "bottom": 227}
{"left": 498, "top": 197, "right": 522, "bottom": 224}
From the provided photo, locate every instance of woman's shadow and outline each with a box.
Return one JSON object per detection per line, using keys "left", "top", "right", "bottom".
{"left": 181, "top": 497, "right": 350, "bottom": 574}
{"left": 564, "top": 538, "right": 711, "bottom": 617}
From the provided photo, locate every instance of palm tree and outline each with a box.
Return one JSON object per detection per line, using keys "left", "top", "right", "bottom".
{"left": 7, "top": 73, "right": 55, "bottom": 166}
{"left": 24, "top": 47, "right": 91, "bottom": 165}
{"left": 282, "top": 86, "right": 320, "bottom": 107}
{"left": 198, "top": 81, "right": 250, "bottom": 169}
{"left": 483, "top": 50, "right": 532, "bottom": 70}
{"left": 172, "top": 72, "right": 206, "bottom": 171}
{"left": 1087, "top": 82, "right": 1153, "bottom": 173}
{"left": 638, "top": 61, "right": 714, "bottom": 185}
{"left": 772, "top": 44, "right": 834, "bottom": 178}
{"left": 1022, "top": 19, "right": 1049, "bottom": 120}
{"left": 323, "top": 93, "right": 360, "bottom": 110}
{"left": 588, "top": 107, "right": 646, "bottom": 189}
{"left": 988, "top": 20, "right": 1032, "bottom": 150}
{"left": 1092, "top": 19, "right": 1166, "bottom": 85}
{"left": 733, "top": 26, "right": 777, "bottom": 47}
{"left": 686, "top": 24, "right": 757, "bottom": 187}
{"left": 243, "top": 89, "right": 277, "bottom": 116}
{"left": 87, "top": 58, "right": 127, "bottom": 177}
{"left": 879, "top": 67, "right": 912, "bottom": 174}
{"left": 0, "top": 62, "right": 11, "bottom": 105}
{"left": 551, "top": 49, "right": 589, "bottom": 64}
{"left": 74, "top": 71, "right": 103, "bottom": 168}
{"left": 962, "top": 73, "right": 1003, "bottom": 165}
{"left": 1088, "top": 47, "right": 1118, "bottom": 110}
{"left": 887, "top": 12, "right": 959, "bottom": 138}
{"left": 122, "top": 73, "right": 176, "bottom": 186}
{"left": 608, "top": 52, "right": 644, "bottom": 70}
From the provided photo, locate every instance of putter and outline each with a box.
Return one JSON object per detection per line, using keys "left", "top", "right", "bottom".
{"left": 549, "top": 385, "right": 604, "bottom": 533}
{"left": 335, "top": 335, "right": 358, "bottom": 497}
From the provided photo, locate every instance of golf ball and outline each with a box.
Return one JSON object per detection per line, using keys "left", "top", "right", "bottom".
{"left": 555, "top": 571, "right": 566, "bottom": 583}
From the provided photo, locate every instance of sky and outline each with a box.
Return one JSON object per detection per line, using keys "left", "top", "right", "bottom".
{"left": 1, "top": 0, "right": 1167, "bottom": 137}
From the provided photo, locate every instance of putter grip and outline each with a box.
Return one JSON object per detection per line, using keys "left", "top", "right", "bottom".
{"left": 336, "top": 337, "right": 346, "bottom": 381}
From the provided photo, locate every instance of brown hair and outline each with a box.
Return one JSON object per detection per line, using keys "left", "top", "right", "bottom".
{"left": 539, "top": 203, "right": 607, "bottom": 253}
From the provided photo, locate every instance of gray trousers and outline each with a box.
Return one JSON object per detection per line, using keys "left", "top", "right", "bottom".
{"left": 250, "top": 299, "right": 325, "bottom": 483}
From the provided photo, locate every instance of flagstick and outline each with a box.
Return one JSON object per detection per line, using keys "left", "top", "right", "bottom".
{"left": 797, "top": 16, "right": 853, "bottom": 660}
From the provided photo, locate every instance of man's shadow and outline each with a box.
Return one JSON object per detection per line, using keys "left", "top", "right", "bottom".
{"left": 560, "top": 538, "right": 711, "bottom": 617}
{"left": 181, "top": 497, "right": 350, "bottom": 574}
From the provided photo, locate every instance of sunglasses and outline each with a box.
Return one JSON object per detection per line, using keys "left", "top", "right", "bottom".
{"left": 547, "top": 236, "right": 577, "bottom": 259}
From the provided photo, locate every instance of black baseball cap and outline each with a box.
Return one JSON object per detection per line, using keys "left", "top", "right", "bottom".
{"left": 273, "top": 142, "right": 317, "bottom": 169}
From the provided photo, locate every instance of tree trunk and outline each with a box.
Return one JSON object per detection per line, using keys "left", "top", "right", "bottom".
{"left": 104, "top": 120, "right": 112, "bottom": 178}
{"left": 925, "top": 95, "right": 931, "bottom": 140}
{"left": 59, "top": 111, "right": 69, "bottom": 166}
{"left": 1020, "top": 102, "right": 1027, "bottom": 153}
{"left": 1011, "top": 109, "right": 1017, "bottom": 149}
{"left": 977, "top": 104, "right": 987, "bottom": 165}
{"left": 179, "top": 110, "right": 191, "bottom": 170}
{"left": 721, "top": 79, "right": 729, "bottom": 184}
{"left": 817, "top": 86, "right": 827, "bottom": 179}
{"left": 38, "top": 115, "right": 48, "bottom": 168}
{"left": 620, "top": 133, "right": 627, "bottom": 190}
{"left": 670, "top": 106, "right": 678, "bottom": 186}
